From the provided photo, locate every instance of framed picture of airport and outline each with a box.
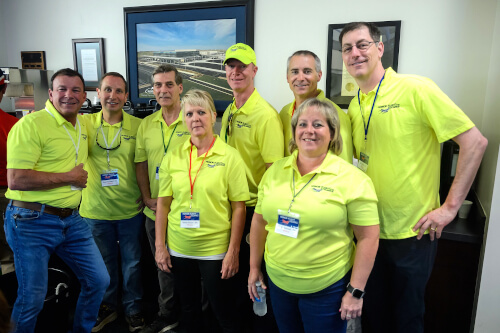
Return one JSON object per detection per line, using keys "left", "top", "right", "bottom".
{"left": 124, "top": 0, "right": 255, "bottom": 112}
{"left": 326, "top": 21, "right": 401, "bottom": 109}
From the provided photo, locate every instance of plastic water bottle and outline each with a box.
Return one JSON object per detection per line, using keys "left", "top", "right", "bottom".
{"left": 253, "top": 281, "right": 267, "bottom": 316}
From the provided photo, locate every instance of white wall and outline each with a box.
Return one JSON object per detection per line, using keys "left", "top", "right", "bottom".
{"left": 0, "top": 0, "right": 496, "bottom": 126}
{"left": 1, "top": 0, "right": 500, "bottom": 330}
{"left": 474, "top": 1, "right": 500, "bottom": 331}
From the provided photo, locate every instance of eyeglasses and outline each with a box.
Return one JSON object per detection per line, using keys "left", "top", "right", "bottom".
{"left": 96, "top": 126, "right": 122, "bottom": 151}
{"left": 342, "top": 41, "right": 378, "bottom": 54}
{"left": 225, "top": 111, "right": 235, "bottom": 141}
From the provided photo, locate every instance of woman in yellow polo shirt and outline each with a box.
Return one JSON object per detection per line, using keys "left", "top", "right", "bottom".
{"left": 248, "top": 98, "right": 380, "bottom": 333}
{"left": 155, "top": 89, "right": 249, "bottom": 333}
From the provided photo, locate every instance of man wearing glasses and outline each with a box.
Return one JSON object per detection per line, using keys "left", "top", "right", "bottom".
{"left": 220, "top": 43, "right": 283, "bottom": 332}
{"left": 340, "top": 22, "right": 487, "bottom": 332}
{"left": 280, "top": 50, "right": 353, "bottom": 162}
{"left": 5, "top": 68, "right": 109, "bottom": 332}
{"left": 80, "top": 72, "right": 145, "bottom": 332}
{"left": 135, "top": 64, "right": 189, "bottom": 333}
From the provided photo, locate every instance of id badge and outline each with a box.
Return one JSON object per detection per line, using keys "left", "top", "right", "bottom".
{"left": 275, "top": 209, "right": 300, "bottom": 238}
{"left": 358, "top": 152, "right": 370, "bottom": 172}
{"left": 180, "top": 211, "right": 200, "bottom": 228}
{"left": 155, "top": 165, "right": 160, "bottom": 180}
{"left": 101, "top": 169, "right": 119, "bottom": 187}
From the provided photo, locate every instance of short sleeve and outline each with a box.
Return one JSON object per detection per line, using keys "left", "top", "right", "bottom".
{"left": 158, "top": 154, "right": 173, "bottom": 197}
{"left": 257, "top": 114, "right": 284, "bottom": 163}
{"left": 7, "top": 117, "right": 41, "bottom": 170}
{"left": 134, "top": 121, "right": 148, "bottom": 163}
{"left": 416, "top": 79, "right": 474, "bottom": 143}
{"left": 227, "top": 151, "right": 250, "bottom": 202}
{"left": 346, "top": 177, "right": 379, "bottom": 226}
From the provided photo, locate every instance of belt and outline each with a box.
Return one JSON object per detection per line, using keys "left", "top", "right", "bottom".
{"left": 11, "top": 200, "right": 75, "bottom": 219}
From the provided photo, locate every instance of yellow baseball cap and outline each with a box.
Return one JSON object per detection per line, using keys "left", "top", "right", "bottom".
{"left": 224, "top": 43, "right": 257, "bottom": 66}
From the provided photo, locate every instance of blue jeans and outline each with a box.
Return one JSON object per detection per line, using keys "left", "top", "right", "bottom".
{"left": 84, "top": 214, "right": 144, "bottom": 316}
{"left": 268, "top": 274, "right": 349, "bottom": 333}
{"left": 4, "top": 203, "right": 110, "bottom": 333}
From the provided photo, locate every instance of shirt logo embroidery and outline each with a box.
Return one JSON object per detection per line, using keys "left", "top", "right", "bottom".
{"left": 236, "top": 121, "right": 251, "bottom": 129}
{"left": 312, "top": 185, "right": 334, "bottom": 193}
{"left": 378, "top": 104, "right": 400, "bottom": 113}
{"left": 206, "top": 161, "right": 225, "bottom": 168}
{"left": 81, "top": 134, "right": 88, "bottom": 140}
{"left": 176, "top": 131, "right": 190, "bottom": 137}
{"left": 122, "top": 135, "right": 136, "bottom": 141}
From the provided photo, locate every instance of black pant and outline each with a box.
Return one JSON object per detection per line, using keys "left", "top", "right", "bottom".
{"left": 171, "top": 256, "right": 241, "bottom": 333}
{"left": 362, "top": 235, "right": 438, "bottom": 333}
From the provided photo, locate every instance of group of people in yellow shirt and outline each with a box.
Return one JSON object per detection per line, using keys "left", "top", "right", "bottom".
{"left": 4, "top": 21, "right": 487, "bottom": 333}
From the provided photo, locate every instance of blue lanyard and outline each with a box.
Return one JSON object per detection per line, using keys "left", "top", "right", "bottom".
{"left": 357, "top": 73, "right": 385, "bottom": 143}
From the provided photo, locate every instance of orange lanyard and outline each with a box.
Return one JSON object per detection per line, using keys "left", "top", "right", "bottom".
{"left": 291, "top": 102, "right": 296, "bottom": 117}
{"left": 188, "top": 137, "right": 216, "bottom": 204}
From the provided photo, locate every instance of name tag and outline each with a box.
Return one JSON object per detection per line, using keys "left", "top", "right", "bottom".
{"left": 101, "top": 169, "right": 119, "bottom": 187}
{"left": 357, "top": 152, "right": 369, "bottom": 172}
{"left": 181, "top": 211, "right": 200, "bottom": 228}
{"left": 275, "top": 209, "right": 300, "bottom": 238}
{"left": 156, "top": 166, "right": 160, "bottom": 180}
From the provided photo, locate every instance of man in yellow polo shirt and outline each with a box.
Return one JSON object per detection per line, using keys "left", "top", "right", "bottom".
{"left": 5, "top": 68, "right": 109, "bottom": 332}
{"left": 340, "top": 22, "right": 488, "bottom": 332}
{"left": 80, "top": 72, "right": 144, "bottom": 332}
{"left": 280, "top": 50, "right": 353, "bottom": 163}
{"left": 220, "top": 43, "right": 283, "bottom": 332}
{"left": 135, "top": 64, "right": 189, "bottom": 333}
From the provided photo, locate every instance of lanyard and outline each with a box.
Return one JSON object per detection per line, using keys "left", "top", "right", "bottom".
{"left": 98, "top": 116, "right": 122, "bottom": 168}
{"left": 357, "top": 73, "right": 385, "bottom": 145}
{"left": 188, "top": 136, "right": 216, "bottom": 209}
{"left": 160, "top": 122, "right": 178, "bottom": 156}
{"left": 291, "top": 102, "right": 296, "bottom": 117}
{"left": 45, "top": 108, "right": 81, "bottom": 166}
{"left": 289, "top": 171, "right": 317, "bottom": 213}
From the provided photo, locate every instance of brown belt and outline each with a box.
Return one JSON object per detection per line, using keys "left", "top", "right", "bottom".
{"left": 11, "top": 200, "right": 75, "bottom": 219}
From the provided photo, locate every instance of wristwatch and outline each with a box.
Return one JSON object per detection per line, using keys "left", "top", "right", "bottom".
{"left": 347, "top": 283, "right": 365, "bottom": 299}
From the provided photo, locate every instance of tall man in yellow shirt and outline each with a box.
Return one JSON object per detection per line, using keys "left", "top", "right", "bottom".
{"left": 220, "top": 43, "right": 283, "bottom": 332}
{"left": 135, "top": 65, "right": 189, "bottom": 333}
{"left": 280, "top": 50, "right": 353, "bottom": 163}
{"left": 340, "top": 22, "right": 488, "bottom": 332}
{"left": 80, "top": 72, "right": 145, "bottom": 332}
{"left": 5, "top": 68, "right": 109, "bottom": 332}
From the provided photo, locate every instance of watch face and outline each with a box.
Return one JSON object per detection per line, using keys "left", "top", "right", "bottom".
{"left": 352, "top": 289, "right": 364, "bottom": 299}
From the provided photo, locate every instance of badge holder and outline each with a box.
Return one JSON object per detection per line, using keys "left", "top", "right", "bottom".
{"left": 275, "top": 209, "right": 300, "bottom": 238}
{"left": 180, "top": 209, "right": 201, "bottom": 228}
{"left": 358, "top": 152, "right": 370, "bottom": 172}
{"left": 101, "top": 169, "right": 119, "bottom": 187}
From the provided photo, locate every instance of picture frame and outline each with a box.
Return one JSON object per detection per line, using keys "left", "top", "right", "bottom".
{"left": 326, "top": 21, "right": 401, "bottom": 109}
{"left": 124, "top": 0, "right": 255, "bottom": 112}
{"left": 72, "top": 38, "right": 106, "bottom": 91}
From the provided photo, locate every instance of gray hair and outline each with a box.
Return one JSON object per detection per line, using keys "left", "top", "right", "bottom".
{"left": 286, "top": 50, "right": 321, "bottom": 73}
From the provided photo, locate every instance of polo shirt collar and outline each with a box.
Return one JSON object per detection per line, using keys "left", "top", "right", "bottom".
{"left": 92, "top": 110, "right": 131, "bottom": 130}
{"left": 154, "top": 108, "right": 183, "bottom": 126}
{"left": 288, "top": 89, "right": 326, "bottom": 116}
{"left": 283, "top": 150, "right": 340, "bottom": 176}
{"left": 182, "top": 135, "right": 226, "bottom": 157}
{"left": 44, "top": 100, "right": 76, "bottom": 127}
{"left": 231, "top": 88, "right": 260, "bottom": 115}
{"left": 359, "top": 67, "right": 395, "bottom": 99}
